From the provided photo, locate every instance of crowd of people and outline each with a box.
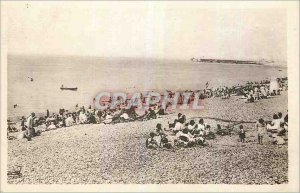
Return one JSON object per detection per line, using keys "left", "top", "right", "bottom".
{"left": 146, "top": 111, "right": 289, "bottom": 150}
{"left": 8, "top": 103, "right": 168, "bottom": 141}
{"left": 207, "top": 77, "right": 287, "bottom": 102}
{"left": 7, "top": 77, "right": 288, "bottom": 142}
{"left": 164, "top": 77, "right": 287, "bottom": 103}
{"left": 146, "top": 113, "right": 216, "bottom": 149}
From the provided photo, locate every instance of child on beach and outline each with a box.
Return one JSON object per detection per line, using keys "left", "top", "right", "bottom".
{"left": 255, "top": 118, "right": 266, "bottom": 144}
{"left": 239, "top": 125, "right": 246, "bottom": 143}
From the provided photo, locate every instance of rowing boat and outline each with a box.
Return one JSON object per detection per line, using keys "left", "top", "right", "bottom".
{"left": 60, "top": 86, "right": 78, "bottom": 91}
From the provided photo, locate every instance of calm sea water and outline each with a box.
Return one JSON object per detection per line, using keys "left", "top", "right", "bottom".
{"left": 8, "top": 55, "right": 287, "bottom": 120}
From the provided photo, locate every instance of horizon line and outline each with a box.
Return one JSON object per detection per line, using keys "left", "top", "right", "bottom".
{"left": 7, "top": 53, "right": 287, "bottom": 63}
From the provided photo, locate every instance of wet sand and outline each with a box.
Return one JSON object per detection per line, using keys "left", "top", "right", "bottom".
{"left": 7, "top": 91, "right": 288, "bottom": 184}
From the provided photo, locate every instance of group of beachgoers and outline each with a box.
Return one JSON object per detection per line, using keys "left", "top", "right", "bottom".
{"left": 206, "top": 77, "right": 287, "bottom": 102}
{"left": 243, "top": 111, "right": 288, "bottom": 145}
{"left": 146, "top": 111, "right": 288, "bottom": 149}
{"left": 146, "top": 113, "right": 215, "bottom": 149}
{"left": 7, "top": 77, "right": 288, "bottom": 142}
{"left": 8, "top": 103, "right": 168, "bottom": 140}
{"left": 161, "top": 77, "right": 287, "bottom": 103}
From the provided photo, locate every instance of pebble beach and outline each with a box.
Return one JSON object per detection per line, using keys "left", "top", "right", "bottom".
{"left": 7, "top": 91, "right": 288, "bottom": 184}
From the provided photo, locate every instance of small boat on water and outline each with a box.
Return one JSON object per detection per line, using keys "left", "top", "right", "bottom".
{"left": 60, "top": 85, "right": 78, "bottom": 91}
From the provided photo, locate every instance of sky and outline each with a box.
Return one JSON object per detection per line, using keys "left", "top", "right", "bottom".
{"left": 6, "top": 2, "right": 287, "bottom": 61}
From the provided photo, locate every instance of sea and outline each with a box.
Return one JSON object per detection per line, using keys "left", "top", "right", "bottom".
{"left": 7, "top": 55, "right": 287, "bottom": 121}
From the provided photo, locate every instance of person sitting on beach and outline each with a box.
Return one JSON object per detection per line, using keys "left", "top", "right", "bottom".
{"left": 160, "top": 135, "right": 172, "bottom": 149}
{"left": 270, "top": 122, "right": 287, "bottom": 145}
{"left": 156, "top": 106, "right": 166, "bottom": 116}
{"left": 145, "top": 108, "right": 157, "bottom": 120}
{"left": 78, "top": 111, "right": 87, "bottom": 124}
{"left": 253, "top": 90, "right": 260, "bottom": 100}
{"left": 155, "top": 123, "right": 165, "bottom": 136}
{"left": 155, "top": 123, "right": 172, "bottom": 149}
{"left": 266, "top": 114, "right": 281, "bottom": 132}
{"left": 126, "top": 106, "right": 139, "bottom": 120}
{"left": 81, "top": 106, "right": 86, "bottom": 114}
{"left": 216, "top": 124, "right": 229, "bottom": 136}
{"left": 277, "top": 122, "right": 287, "bottom": 136}
{"left": 255, "top": 118, "right": 266, "bottom": 144}
{"left": 166, "top": 119, "right": 177, "bottom": 131}
{"left": 197, "top": 119, "right": 205, "bottom": 131}
{"left": 187, "top": 120, "right": 196, "bottom": 133}
{"left": 278, "top": 112, "right": 288, "bottom": 136}
{"left": 88, "top": 104, "right": 92, "bottom": 110}
{"left": 120, "top": 111, "right": 130, "bottom": 122}
{"left": 46, "top": 114, "right": 55, "bottom": 127}
{"left": 58, "top": 115, "right": 66, "bottom": 127}
{"left": 103, "top": 112, "right": 113, "bottom": 124}
{"left": 65, "top": 114, "right": 74, "bottom": 127}
{"left": 193, "top": 127, "right": 207, "bottom": 146}
{"left": 204, "top": 124, "right": 211, "bottom": 136}
{"left": 175, "top": 128, "right": 195, "bottom": 147}
{"left": 47, "top": 122, "right": 57, "bottom": 131}
{"left": 278, "top": 112, "right": 285, "bottom": 124}
{"left": 241, "top": 93, "right": 248, "bottom": 101}
{"left": 260, "top": 86, "right": 268, "bottom": 99}
{"left": 95, "top": 110, "right": 103, "bottom": 123}
{"left": 172, "top": 113, "right": 185, "bottom": 125}
{"left": 7, "top": 121, "right": 17, "bottom": 133}
{"left": 87, "top": 112, "right": 97, "bottom": 124}
{"left": 247, "top": 94, "right": 255, "bottom": 103}
{"left": 173, "top": 119, "right": 184, "bottom": 133}
{"left": 249, "top": 89, "right": 254, "bottom": 96}
{"left": 178, "top": 114, "right": 186, "bottom": 124}
{"left": 221, "top": 92, "right": 230, "bottom": 99}
{"left": 146, "top": 132, "right": 159, "bottom": 149}
{"left": 204, "top": 125, "right": 215, "bottom": 139}
{"left": 239, "top": 125, "right": 246, "bottom": 143}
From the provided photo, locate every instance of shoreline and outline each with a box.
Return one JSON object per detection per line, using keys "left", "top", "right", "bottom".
{"left": 7, "top": 76, "right": 288, "bottom": 122}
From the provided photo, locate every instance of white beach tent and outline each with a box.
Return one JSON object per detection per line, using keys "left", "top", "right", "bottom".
{"left": 269, "top": 77, "right": 280, "bottom": 92}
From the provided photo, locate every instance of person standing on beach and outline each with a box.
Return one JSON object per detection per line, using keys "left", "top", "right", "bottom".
{"left": 239, "top": 125, "right": 246, "bottom": 143}
{"left": 25, "top": 112, "right": 35, "bottom": 140}
{"left": 20, "top": 116, "right": 26, "bottom": 131}
{"left": 255, "top": 118, "right": 266, "bottom": 144}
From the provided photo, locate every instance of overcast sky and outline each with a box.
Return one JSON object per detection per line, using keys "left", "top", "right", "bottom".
{"left": 7, "top": 2, "right": 286, "bottom": 61}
